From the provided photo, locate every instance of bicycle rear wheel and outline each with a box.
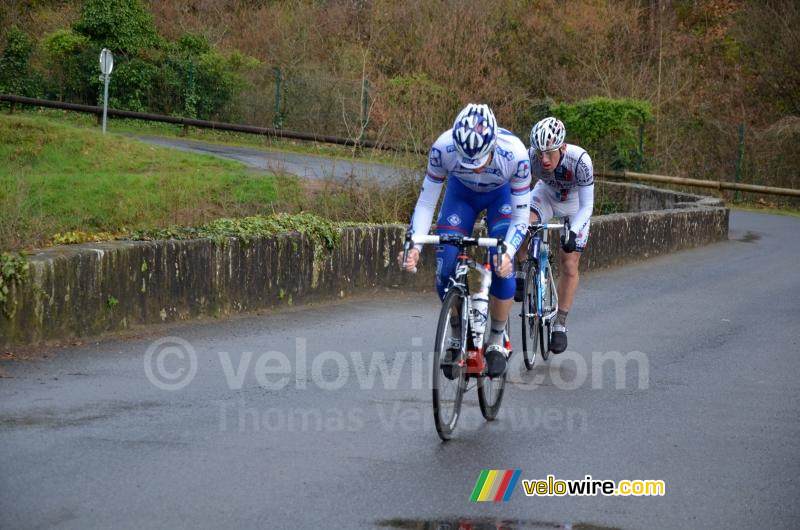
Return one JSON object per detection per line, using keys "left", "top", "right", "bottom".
{"left": 432, "top": 289, "right": 468, "bottom": 441}
{"left": 478, "top": 319, "right": 510, "bottom": 421}
{"left": 521, "top": 260, "right": 540, "bottom": 370}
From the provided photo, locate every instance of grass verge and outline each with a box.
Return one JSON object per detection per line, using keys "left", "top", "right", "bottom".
{"left": 0, "top": 112, "right": 306, "bottom": 250}
{"left": 6, "top": 106, "right": 422, "bottom": 168}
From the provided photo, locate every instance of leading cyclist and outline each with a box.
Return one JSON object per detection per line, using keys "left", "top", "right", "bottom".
{"left": 516, "top": 117, "right": 594, "bottom": 354}
{"left": 399, "top": 103, "right": 531, "bottom": 378}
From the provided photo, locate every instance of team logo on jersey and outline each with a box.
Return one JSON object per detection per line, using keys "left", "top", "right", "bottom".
{"left": 446, "top": 144, "right": 457, "bottom": 153}
{"left": 499, "top": 204, "right": 512, "bottom": 215}
{"left": 447, "top": 214, "right": 461, "bottom": 226}
{"left": 577, "top": 159, "right": 593, "bottom": 185}
{"left": 511, "top": 231, "right": 524, "bottom": 249}
{"left": 515, "top": 160, "right": 530, "bottom": 179}
{"left": 429, "top": 147, "right": 442, "bottom": 168}
{"left": 565, "top": 169, "right": 573, "bottom": 181}
{"left": 496, "top": 146, "right": 513, "bottom": 161}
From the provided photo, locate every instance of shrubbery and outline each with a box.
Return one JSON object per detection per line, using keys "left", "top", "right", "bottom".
{"left": 0, "top": 0, "right": 257, "bottom": 121}
{"left": 553, "top": 97, "right": 653, "bottom": 171}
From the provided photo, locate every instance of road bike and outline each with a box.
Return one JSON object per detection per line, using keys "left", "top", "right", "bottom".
{"left": 403, "top": 231, "right": 512, "bottom": 441}
{"left": 519, "top": 219, "right": 569, "bottom": 370}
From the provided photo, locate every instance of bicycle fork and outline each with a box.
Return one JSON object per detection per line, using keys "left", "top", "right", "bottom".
{"left": 539, "top": 264, "right": 559, "bottom": 323}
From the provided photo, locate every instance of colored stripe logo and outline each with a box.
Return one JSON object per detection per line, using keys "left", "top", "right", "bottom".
{"left": 470, "top": 470, "right": 521, "bottom": 501}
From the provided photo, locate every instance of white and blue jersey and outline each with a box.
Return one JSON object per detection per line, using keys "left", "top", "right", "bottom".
{"left": 410, "top": 128, "right": 531, "bottom": 300}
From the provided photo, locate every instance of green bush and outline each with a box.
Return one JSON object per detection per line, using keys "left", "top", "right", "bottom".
{"left": 73, "top": 0, "right": 160, "bottom": 52}
{"left": 40, "top": 29, "right": 93, "bottom": 102}
{"left": 553, "top": 97, "right": 653, "bottom": 171}
{"left": 159, "top": 34, "right": 259, "bottom": 120}
{"left": 107, "top": 56, "right": 161, "bottom": 112}
{"left": 0, "top": 27, "right": 43, "bottom": 97}
{"left": 43, "top": 2, "right": 258, "bottom": 120}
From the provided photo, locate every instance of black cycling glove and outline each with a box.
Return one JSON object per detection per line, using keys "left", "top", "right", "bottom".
{"left": 560, "top": 230, "right": 577, "bottom": 253}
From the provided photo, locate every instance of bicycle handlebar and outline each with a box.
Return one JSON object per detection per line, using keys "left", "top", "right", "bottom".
{"left": 411, "top": 234, "right": 502, "bottom": 248}
{"left": 401, "top": 231, "right": 507, "bottom": 274}
{"left": 528, "top": 217, "right": 571, "bottom": 235}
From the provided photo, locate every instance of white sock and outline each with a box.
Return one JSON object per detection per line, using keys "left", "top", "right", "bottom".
{"left": 488, "top": 318, "right": 506, "bottom": 346}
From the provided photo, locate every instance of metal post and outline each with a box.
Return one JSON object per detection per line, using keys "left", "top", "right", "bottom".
{"left": 185, "top": 60, "right": 196, "bottom": 119}
{"left": 359, "top": 78, "right": 369, "bottom": 148}
{"left": 102, "top": 73, "right": 110, "bottom": 134}
{"left": 273, "top": 67, "right": 283, "bottom": 129}
{"left": 99, "top": 48, "right": 113, "bottom": 134}
{"left": 637, "top": 123, "right": 645, "bottom": 172}
{"left": 734, "top": 123, "right": 745, "bottom": 202}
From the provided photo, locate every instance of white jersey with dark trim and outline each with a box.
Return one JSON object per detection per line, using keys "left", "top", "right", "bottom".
{"left": 531, "top": 143, "right": 593, "bottom": 200}
{"left": 530, "top": 143, "right": 594, "bottom": 233}
{"left": 426, "top": 128, "right": 531, "bottom": 193}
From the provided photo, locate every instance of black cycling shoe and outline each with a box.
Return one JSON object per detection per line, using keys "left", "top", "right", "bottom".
{"left": 550, "top": 324, "right": 568, "bottom": 354}
{"left": 484, "top": 344, "right": 509, "bottom": 378}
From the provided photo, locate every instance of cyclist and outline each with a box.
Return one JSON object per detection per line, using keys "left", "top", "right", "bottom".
{"left": 399, "top": 103, "right": 531, "bottom": 378}
{"left": 516, "top": 117, "right": 594, "bottom": 354}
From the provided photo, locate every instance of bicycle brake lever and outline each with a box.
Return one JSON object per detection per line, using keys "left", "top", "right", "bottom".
{"left": 497, "top": 238, "right": 507, "bottom": 258}
{"left": 402, "top": 230, "right": 417, "bottom": 273}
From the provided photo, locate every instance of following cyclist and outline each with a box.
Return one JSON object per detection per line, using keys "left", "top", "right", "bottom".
{"left": 516, "top": 117, "right": 594, "bottom": 354}
{"left": 399, "top": 103, "right": 531, "bottom": 378}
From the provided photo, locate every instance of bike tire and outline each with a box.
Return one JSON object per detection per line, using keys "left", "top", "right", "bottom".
{"left": 521, "top": 260, "right": 540, "bottom": 370}
{"left": 432, "top": 289, "right": 468, "bottom": 441}
{"left": 540, "top": 264, "right": 555, "bottom": 361}
{"left": 478, "top": 319, "right": 510, "bottom": 421}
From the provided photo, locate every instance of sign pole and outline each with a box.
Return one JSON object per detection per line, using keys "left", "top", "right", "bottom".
{"left": 99, "top": 48, "right": 114, "bottom": 134}
{"left": 102, "top": 73, "right": 110, "bottom": 133}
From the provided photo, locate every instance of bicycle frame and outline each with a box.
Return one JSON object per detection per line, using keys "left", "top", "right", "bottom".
{"left": 525, "top": 223, "right": 565, "bottom": 325}
{"left": 408, "top": 233, "right": 504, "bottom": 376}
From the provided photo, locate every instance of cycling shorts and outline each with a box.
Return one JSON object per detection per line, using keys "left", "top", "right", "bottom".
{"left": 530, "top": 180, "right": 590, "bottom": 251}
{"left": 434, "top": 178, "right": 516, "bottom": 300}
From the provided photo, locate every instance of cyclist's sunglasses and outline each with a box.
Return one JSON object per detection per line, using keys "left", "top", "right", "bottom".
{"left": 533, "top": 147, "right": 561, "bottom": 158}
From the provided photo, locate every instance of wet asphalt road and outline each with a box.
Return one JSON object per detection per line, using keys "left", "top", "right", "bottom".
{"left": 132, "top": 135, "right": 413, "bottom": 184}
{"left": 1, "top": 210, "right": 799, "bottom": 529}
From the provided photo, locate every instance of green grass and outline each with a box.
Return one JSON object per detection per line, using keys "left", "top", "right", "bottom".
{"left": 0, "top": 113, "right": 304, "bottom": 250}
{"left": 8, "top": 106, "right": 422, "bottom": 169}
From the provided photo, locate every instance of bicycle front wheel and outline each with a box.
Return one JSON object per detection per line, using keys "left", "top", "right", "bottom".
{"left": 540, "top": 264, "right": 556, "bottom": 361}
{"left": 432, "top": 289, "right": 468, "bottom": 441}
{"left": 478, "top": 319, "right": 510, "bottom": 421}
{"left": 521, "top": 261, "right": 540, "bottom": 370}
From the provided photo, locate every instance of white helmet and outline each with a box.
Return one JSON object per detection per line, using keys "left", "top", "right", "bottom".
{"left": 530, "top": 117, "right": 566, "bottom": 153}
{"left": 452, "top": 103, "right": 498, "bottom": 169}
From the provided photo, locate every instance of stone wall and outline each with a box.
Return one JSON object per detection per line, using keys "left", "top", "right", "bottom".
{"left": 0, "top": 182, "right": 728, "bottom": 349}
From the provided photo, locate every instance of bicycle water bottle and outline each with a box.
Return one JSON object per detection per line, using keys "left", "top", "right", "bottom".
{"left": 531, "top": 233, "right": 541, "bottom": 260}
{"left": 471, "top": 263, "right": 492, "bottom": 343}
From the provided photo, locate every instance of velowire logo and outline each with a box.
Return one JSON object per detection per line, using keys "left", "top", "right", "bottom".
{"left": 469, "top": 470, "right": 521, "bottom": 502}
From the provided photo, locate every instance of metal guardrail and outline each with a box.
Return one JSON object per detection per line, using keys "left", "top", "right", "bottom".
{"left": 0, "top": 94, "right": 401, "bottom": 151}
{"left": 597, "top": 170, "right": 800, "bottom": 198}
{"left": 3, "top": 94, "right": 798, "bottom": 198}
